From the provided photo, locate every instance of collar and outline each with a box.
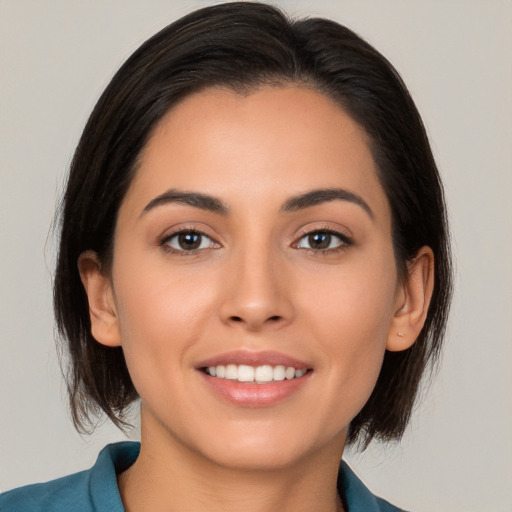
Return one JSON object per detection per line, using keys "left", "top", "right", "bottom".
{"left": 98, "top": 442, "right": 403, "bottom": 512}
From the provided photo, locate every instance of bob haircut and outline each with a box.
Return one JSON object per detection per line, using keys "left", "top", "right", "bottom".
{"left": 54, "top": 1, "right": 452, "bottom": 447}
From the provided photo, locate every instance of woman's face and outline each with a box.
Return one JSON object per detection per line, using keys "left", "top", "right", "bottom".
{"left": 102, "top": 86, "right": 409, "bottom": 470}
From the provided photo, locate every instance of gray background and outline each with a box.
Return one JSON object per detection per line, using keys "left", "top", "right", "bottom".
{"left": 1, "top": 1, "right": 511, "bottom": 510}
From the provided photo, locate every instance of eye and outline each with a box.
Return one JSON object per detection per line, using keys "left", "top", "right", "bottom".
{"left": 295, "top": 230, "right": 351, "bottom": 251}
{"left": 162, "top": 230, "right": 217, "bottom": 253}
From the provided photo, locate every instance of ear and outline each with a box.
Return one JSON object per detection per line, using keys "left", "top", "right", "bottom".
{"left": 78, "top": 250, "right": 122, "bottom": 347}
{"left": 386, "top": 246, "right": 435, "bottom": 352}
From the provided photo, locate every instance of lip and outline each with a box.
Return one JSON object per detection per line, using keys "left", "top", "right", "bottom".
{"left": 196, "top": 350, "right": 311, "bottom": 370}
{"left": 196, "top": 350, "right": 312, "bottom": 407}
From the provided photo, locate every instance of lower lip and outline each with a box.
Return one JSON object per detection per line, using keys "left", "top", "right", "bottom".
{"left": 199, "top": 371, "right": 311, "bottom": 407}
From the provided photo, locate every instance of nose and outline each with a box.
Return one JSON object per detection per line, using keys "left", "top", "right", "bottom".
{"left": 219, "top": 245, "right": 294, "bottom": 331}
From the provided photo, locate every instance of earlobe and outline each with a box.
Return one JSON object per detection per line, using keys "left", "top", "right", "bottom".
{"left": 77, "top": 250, "right": 122, "bottom": 347}
{"left": 386, "top": 246, "right": 435, "bottom": 352}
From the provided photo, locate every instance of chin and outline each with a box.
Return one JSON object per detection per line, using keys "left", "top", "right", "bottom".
{"left": 204, "top": 443, "right": 310, "bottom": 472}
{"left": 186, "top": 422, "right": 346, "bottom": 473}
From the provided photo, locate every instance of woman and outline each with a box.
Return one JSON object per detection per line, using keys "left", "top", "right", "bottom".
{"left": 0, "top": 2, "right": 452, "bottom": 511}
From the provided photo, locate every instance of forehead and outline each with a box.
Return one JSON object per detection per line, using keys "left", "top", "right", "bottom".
{"left": 123, "top": 86, "right": 390, "bottom": 221}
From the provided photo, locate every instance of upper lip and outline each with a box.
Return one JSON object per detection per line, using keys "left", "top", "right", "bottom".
{"left": 196, "top": 350, "right": 311, "bottom": 370}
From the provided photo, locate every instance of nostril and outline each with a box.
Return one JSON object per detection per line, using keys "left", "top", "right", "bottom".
{"left": 229, "top": 314, "right": 282, "bottom": 324}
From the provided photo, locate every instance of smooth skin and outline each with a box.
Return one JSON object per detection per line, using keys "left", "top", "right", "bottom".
{"left": 79, "top": 86, "right": 434, "bottom": 512}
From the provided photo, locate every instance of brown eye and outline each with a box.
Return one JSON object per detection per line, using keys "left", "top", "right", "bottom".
{"left": 177, "top": 233, "right": 202, "bottom": 250}
{"left": 295, "top": 230, "right": 350, "bottom": 251}
{"left": 164, "top": 231, "right": 215, "bottom": 252}
{"left": 308, "top": 232, "right": 332, "bottom": 249}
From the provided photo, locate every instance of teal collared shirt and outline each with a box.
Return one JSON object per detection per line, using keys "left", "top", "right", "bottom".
{"left": 0, "top": 442, "right": 406, "bottom": 511}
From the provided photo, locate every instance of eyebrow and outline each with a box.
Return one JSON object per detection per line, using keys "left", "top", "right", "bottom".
{"left": 281, "top": 188, "right": 374, "bottom": 219}
{"left": 140, "top": 187, "right": 373, "bottom": 219}
{"left": 141, "top": 189, "right": 229, "bottom": 217}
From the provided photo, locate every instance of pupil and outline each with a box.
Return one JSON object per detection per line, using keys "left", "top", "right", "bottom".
{"left": 309, "top": 232, "right": 330, "bottom": 249}
{"left": 178, "top": 233, "right": 201, "bottom": 250}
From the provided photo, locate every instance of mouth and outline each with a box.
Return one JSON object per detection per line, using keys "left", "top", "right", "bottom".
{"left": 196, "top": 351, "right": 312, "bottom": 407}
{"left": 201, "top": 364, "right": 308, "bottom": 383}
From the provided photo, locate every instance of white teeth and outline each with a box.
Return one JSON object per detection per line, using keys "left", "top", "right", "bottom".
{"left": 255, "top": 365, "right": 273, "bottom": 383}
{"left": 237, "top": 365, "right": 255, "bottom": 382}
{"left": 273, "top": 365, "right": 285, "bottom": 381}
{"left": 205, "top": 364, "right": 307, "bottom": 383}
{"left": 225, "top": 364, "right": 238, "bottom": 380}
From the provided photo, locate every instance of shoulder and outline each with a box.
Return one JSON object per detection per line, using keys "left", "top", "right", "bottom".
{"left": 0, "top": 470, "right": 92, "bottom": 512}
{"left": 340, "top": 461, "right": 410, "bottom": 512}
{"left": 0, "top": 442, "right": 140, "bottom": 512}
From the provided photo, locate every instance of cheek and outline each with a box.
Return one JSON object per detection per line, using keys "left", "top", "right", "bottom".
{"left": 110, "top": 254, "right": 220, "bottom": 386}
{"left": 300, "top": 250, "right": 398, "bottom": 341}
{"left": 299, "top": 254, "right": 397, "bottom": 410}
{"left": 114, "top": 245, "right": 218, "bottom": 329}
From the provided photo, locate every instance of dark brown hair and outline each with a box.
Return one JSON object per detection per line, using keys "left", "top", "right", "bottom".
{"left": 54, "top": 1, "right": 452, "bottom": 446}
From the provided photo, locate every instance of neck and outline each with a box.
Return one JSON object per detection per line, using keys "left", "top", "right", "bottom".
{"left": 118, "top": 411, "right": 345, "bottom": 512}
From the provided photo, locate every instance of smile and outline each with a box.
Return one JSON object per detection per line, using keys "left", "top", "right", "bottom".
{"left": 197, "top": 351, "right": 312, "bottom": 406}
{"left": 205, "top": 364, "right": 307, "bottom": 383}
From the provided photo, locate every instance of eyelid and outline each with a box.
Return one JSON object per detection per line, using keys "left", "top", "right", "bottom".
{"left": 158, "top": 223, "right": 352, "bottom": 255}
{"left": 292, "top": 225, "right": 353, "bottom": 252}
{"left": 160, "top": 226, "right": 221, "bottom": 254}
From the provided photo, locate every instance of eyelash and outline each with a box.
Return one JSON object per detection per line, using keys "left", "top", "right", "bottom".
{"left": 160, "top": 228, "right": 218, "bottom": 256}
{"left": 293, "top": 227, "right": 353, "bottom": 254}
{"left": 160, "top": 227, "right": 353, "bottom": 256}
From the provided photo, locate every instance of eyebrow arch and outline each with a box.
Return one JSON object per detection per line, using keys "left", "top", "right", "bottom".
{"left": 281, "top": 188, "right": 374, "bottom": 219}
{"left": 140, "top": 189, "right": 229, "bottom": 217}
